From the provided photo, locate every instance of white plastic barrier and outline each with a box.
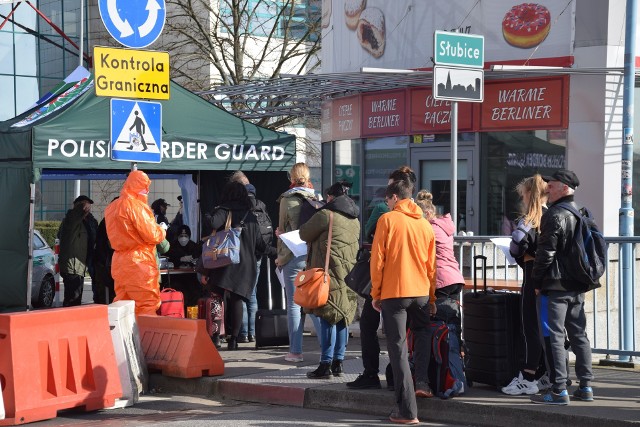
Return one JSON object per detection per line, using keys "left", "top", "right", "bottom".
{"left": 107, "top": 300, "right": 148, "bottom": 408}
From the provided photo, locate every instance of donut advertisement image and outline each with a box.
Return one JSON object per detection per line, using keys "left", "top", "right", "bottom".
{"left": 322, "top": 0, "right": 332, "bottom": 29}
{"left": 356, "top": 7, "right": 385, "bottom": 58}
{"left": 502, "top": 3, "right": 551, "bottom": 48}
{"left": 322, "top": 1, "right": 573, "bottom": 74}
{"left": 345, "top": 0, "right": 366, "bottom": 30}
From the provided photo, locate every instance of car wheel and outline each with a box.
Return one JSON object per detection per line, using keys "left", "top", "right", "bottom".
{"left": 36, "top": 276, "right": 55, "bottom": 308}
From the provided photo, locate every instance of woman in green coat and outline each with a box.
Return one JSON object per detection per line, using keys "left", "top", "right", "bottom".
{"left": 299, "top": 181, "right": 360, "bottom": 379}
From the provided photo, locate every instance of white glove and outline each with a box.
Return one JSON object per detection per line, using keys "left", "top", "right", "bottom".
{"left": 159, "top": 222, "right": 169, "bottom": 230}
{"left": 180, "top": 255, "right": 193, "bottom": 262}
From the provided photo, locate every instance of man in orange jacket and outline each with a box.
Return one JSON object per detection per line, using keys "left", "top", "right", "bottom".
{"left": 370, "top": 179, "right": 437, "bottom": 425}
{"left": 105, "top": 170, "right": 167, "bottom": 316}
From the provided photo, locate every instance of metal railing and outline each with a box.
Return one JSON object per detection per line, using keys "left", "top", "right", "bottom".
{"left": 454, "top": 235, "right": 640, "bottom": 360}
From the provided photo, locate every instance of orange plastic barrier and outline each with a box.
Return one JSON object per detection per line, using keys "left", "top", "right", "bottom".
{"left": 0, "top": 305, "right": 122, "bottom": 426}
{"left": 137, "top": 316, "right": 224, "bottom": 378}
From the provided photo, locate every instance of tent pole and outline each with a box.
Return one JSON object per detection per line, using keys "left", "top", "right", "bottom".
{"left": 26, "top": 183, "right": 36, "bottom": 311}
{"left": 79, "top": 0, "right": 84, "bottom": 67}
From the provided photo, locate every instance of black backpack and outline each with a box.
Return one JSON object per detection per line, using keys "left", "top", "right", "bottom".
{"left": 557, "top": 203, "right": 606, "bottom": 291}
{"left": 253, "top": 199, "right": 273, "bottom": 246}
{"left": 296, "top": 194, "right": 325, "bottom": 227}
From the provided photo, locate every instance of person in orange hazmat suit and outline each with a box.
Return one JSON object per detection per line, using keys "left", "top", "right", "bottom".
{"left": 104, "top": 170, "right": 167, "bottom": 315}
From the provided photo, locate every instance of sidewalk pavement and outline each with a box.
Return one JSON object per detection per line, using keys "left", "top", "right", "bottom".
{"left": 149, "top": 334, "right": 640, "bottom": 427}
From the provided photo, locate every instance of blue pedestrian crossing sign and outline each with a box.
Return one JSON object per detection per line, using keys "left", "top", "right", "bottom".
{"left": 111, "top": 99, "right": 162, "bottom": 163}
{"left": 98, "top": 0, "right": 166, "bottom": 48}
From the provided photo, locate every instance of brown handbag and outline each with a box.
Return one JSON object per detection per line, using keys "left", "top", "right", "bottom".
{"left": 293, "top": 211, "right": 333, "bottom": 309}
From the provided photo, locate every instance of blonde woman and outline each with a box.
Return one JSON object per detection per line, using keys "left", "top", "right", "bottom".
{"left": 502, "top": 174, "right": 550, "bottom": 395}
{"left": 275, "top": 163, "right": 321, "bottom": 362}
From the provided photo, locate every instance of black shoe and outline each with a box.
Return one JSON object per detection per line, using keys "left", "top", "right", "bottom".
{"left": 307, "top": 362, "right": 332, "bottom": 379}
{"left": 331, "top": 360, "right": 344, "bottom": 377}
{"left": 227, "top": 336, "right": 238, "bottom": 351}
{"left": 248, "top": 334, "right": 255, "bottom": 342}
{"left": 212, "top": 335, "right": 222, "bottom": 350}
{"left": 237, "top": 335, "right": 250, "bottom": 343}
{"left": 346, "top": 373, "right": 382, "bottom": 389}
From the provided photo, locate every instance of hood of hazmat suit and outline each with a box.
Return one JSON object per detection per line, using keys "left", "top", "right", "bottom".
{"left": 104, "top": 170, "right": 166, "bottom": 315}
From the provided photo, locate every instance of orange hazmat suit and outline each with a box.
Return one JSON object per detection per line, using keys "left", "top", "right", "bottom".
{"left": 105, "top": 170, "right": 166, "bottom": 315}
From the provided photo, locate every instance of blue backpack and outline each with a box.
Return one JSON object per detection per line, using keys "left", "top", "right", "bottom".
{"left": 556, "top": 203, "right": 605, "bottom": 291}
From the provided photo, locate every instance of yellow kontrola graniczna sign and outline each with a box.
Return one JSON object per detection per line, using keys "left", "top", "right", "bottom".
{"left": 93, "top": 46, "right": 170, "bottom": 100}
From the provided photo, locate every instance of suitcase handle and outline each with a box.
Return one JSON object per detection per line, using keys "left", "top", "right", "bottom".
{"left": 473, "top": 255, "right": 487, "bottom": 294}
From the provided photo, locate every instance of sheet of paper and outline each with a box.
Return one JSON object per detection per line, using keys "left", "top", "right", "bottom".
{"left": 275, "top": 265, "right": 286, "bottom": 289}
{"left": 279, "top": 230, "right": 308, "bottom": 258}
{"left": 490, "top": 237, "right": 517, "bottom": 265}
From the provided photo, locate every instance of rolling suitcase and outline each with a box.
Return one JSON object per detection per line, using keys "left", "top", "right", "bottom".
{"left": 198, "top": 291, "right": 225, "bottom": 337}
{"left": 462, "top": 255, "right": 523, "bottom": 388}
{"left": 255, "top": 259, "right": 289, "bottom": 348}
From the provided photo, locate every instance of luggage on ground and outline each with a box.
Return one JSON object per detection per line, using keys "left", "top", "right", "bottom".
{"left": 255, "top": 259, "right": 289, "bottom": 348}
{"left": 158, "top": 288, "right": 185, "bottom": 318}
{"left": 198, "top": 291, "right": 225, "bottom": 337}
{"left": 428, "top": 321, "right": 466, "bottom": 398}
{"left": 462, "top": 255, "right": 523, "bottom": 388}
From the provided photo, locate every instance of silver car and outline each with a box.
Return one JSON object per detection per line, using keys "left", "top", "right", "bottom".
{"left": 32, "top": 230, "right": 56, "bottom": 308}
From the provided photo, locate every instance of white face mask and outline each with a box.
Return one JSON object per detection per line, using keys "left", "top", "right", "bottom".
{"left": 178, "top": 236, "right": 189, "bottom": 247}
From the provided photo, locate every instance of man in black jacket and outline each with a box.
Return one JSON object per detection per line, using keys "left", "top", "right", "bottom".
{"left": 531, "top": 169, "right": 594, "bottom": 405}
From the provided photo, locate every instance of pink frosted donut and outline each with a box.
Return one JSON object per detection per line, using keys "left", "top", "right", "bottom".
{"left": 502, "top": 3, "right": 551, "bottom": 48}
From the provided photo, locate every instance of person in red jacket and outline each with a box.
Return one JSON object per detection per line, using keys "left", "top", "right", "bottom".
{"left": 370, "top": 179, "right": 437, "bottom": 425}
{"left": 105, "top": 170, "right": 166, "bottom": 316}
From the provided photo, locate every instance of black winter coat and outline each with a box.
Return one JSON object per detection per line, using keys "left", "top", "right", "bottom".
{"left": 532, "top": 195, "right": 586, "bottom": 293}
{"left": 196, "top": 200, "right": 266, "bottom": 300}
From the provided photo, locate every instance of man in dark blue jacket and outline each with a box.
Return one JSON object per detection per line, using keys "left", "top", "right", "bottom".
{"left": 531, "top": 169, "right": 594, "bottom": 405}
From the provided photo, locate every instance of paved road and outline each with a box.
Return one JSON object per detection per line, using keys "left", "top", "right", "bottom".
{"left": 29, "top": 394, "right": 459, "bottom": 427}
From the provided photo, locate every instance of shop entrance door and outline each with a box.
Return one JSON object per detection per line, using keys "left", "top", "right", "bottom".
{"left": 410, "top": 147, "right": 476, "bottom": 234}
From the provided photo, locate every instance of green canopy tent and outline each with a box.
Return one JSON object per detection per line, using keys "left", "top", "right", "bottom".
{"left": 0, "top": 75, "right": 296, "bottom": 312}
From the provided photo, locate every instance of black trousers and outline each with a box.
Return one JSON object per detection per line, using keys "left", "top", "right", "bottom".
{"left": 360, "top": 296, "right": 381, "bottom": 374}
{"left": 61, "top": 273, "right": 84, "bottom": 307}
{"left": 521, "top": 261, "right": 545, "bottom": 373}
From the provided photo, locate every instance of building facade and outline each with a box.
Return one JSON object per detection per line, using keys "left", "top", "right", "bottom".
{"left": 320, "top": 0, "right": 640, "bottom": 236}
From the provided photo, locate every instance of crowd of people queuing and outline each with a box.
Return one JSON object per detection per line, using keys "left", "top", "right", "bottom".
{"left": 55, "top": 164, "right": 597, "bottom": 424}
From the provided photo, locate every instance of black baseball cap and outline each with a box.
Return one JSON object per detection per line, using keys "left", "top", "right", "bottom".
{"left": 542, "top": 169, "right": 580, "bottom": 189}
{"left": 73, "top": 195, "right": 94, "bottom": 204}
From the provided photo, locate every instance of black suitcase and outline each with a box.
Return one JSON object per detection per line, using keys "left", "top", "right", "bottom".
{"left": 462, "top": 255, "right": 523, "bottom": 388}
{"left": 255, "top": 259, "right": 289, "bottom": 348}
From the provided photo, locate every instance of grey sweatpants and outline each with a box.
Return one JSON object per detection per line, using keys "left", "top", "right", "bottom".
{"left": 543, "top": 290, "right": 594, "bottom": 391}
{"left": 381, "top": 296, "right": 430, "bottom": 420}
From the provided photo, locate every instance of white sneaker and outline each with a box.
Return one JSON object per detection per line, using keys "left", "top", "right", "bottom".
{"left": 501, "top": 372, "right": 539, "bottom": 395}
{"left": 537, "top": 374, "right": 552, "bottom": 391}
{"left": 284, "top": 353, "right": 304, "bottom": 362}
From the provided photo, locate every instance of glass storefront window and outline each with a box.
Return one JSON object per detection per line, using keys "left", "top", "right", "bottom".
{"left": 480, "top": 130, "right": 566, "bottom": 235}
{"left": 363, "top": 136, "right": 409, "bottom": 239}
{"left": 333, "top": 139, "right": 362, "bottom": 204}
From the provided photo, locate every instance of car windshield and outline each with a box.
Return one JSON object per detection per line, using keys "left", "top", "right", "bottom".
{"left": 33, "top": 233, "right": 47, "bottom": 250}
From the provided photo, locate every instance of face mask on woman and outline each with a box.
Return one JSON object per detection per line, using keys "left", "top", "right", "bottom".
{"left": 178, "top": 236, "right": 189, "bottom": 247}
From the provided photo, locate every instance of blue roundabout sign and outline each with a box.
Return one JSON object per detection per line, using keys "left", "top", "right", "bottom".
{"left": 98, "top": 0, "right": 166, "bottom": 49}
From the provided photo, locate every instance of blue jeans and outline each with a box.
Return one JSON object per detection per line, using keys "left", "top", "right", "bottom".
{"left": 319, "top": 317, "right": 348, "bottom": 363}
{"left": 283, "top": 255, "right": 306, "bottom": 354}
{"left": 241, "top": 258, "right": 262, "bottom": 337}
